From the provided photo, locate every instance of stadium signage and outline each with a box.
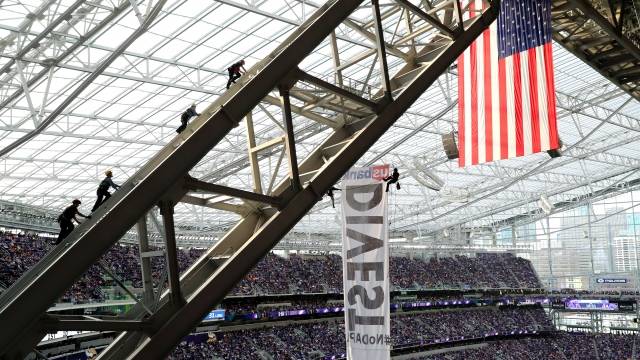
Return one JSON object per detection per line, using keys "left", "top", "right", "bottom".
{"left": 596, "top": 278, "right": 627, "bottom": 284}
{"left": 342, "top": 165, "right": 391, "bottom": 360}
{"left": 343, "top": 165, "right": 390, "bottom": 181}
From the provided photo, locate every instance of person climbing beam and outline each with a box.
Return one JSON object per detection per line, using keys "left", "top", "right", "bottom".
{"left": 176, "top": 103, "right": 200, "bottom": 134}
{"left": 55, "top": 199, "right": 91, "bottom": 244}
{"left": 92, "top": 170, "right": 121, "bottom": 212}
{"left": 226, "top": 59, "right": 246, "bottom": 89}
{"left": 383, "top": 168, "right": 400, "bottom": 192}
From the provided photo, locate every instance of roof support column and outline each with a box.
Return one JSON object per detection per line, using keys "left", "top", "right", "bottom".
{"left": 279, "top": 85, "right": 302, "bottom": 192}
{"left": 159, "top": 201, "right": 184, "bottom": 306}
{"left": 136, "top": 214, "right": 155, "bottom": 306}
{"left": 245, "top": 111, "right": 263, "bottom": 194}
{"left": 371, "top": 0, "right": 393, "bottom": 101}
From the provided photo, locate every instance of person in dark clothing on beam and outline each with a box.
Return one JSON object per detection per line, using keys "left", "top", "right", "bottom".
{"left": 383, "top": 168, "right": 400, "bottom": 192}
{"left": 226, "top": 60, "right": 246, "bottom": 89}
{"left": 92, "top": 170, "right": 120, "bottom": 212}
{"left": 176, "top": 103, "right": 200, "bottom": 134}
{"left": 55, "top": 199, "right": 91, "bottom": 244}
{"left": 326, "top": 186, "right": 341, "bottom": 208}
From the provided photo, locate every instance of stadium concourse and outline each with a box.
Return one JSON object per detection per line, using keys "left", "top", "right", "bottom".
{"left": 0, "top": 0, "right": 640, "bottom": 359}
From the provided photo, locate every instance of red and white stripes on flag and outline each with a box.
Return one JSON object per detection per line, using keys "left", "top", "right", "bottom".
{"left": 457, "top": 0, "right": 560, "bottom": 167}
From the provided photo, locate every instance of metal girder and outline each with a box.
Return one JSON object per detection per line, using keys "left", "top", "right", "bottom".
{"left": 0, "top": 0, "right": 86, "bottom": 76}
{"left": 394, "top": 0, "right": 455, "bottom": 38}
{"left": 111, "top": 12, "right": 496, "bottom": 360}
{"left": 184, "top": 176, "right": 282, "bottom": 208}
{"left": 295, "top": 68, "right": 379, "bottom": 110}
{"left": 136, "top": 215, "right": 155, "bottom": 306}
{"left": 0, "top": 0, "right": 502, "bottom": 357}
{"left": 97, "top": 5, "right": 497, "bottom": 359}
{"left": 0, "top": 0, "right": 378, "bottom": 356}
{"left": 279, "top": 85, "right": 303, "bottom": 192}
{"left": 158, "top": 201, "right": 184, "bottom": 307}
{"left": 0, "top": 2, "right": 133, "bottom": 111}
{"left": 0, "top": 0, "right": 166, "bottom": 158}
{"left": 371, "top": 0, "right": 394, "bottom": 99}
{"left": 0, "top": 0, "right": 56, "bottom": 54}
{"left": 552, "top": 0, "right": 640, "bottom": 102}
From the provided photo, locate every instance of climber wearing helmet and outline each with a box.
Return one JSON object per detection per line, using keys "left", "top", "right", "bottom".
{"left": 91, "top": 170, "right": 121, "bottom": 212}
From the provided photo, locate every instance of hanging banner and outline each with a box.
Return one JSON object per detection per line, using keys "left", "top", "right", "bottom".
{"left": 341, "top": 164, "right": 391, "bottom": 360}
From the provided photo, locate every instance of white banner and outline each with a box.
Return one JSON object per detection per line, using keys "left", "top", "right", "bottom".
{"left": 341, "top": 165, "right": 391, "bottom": 360}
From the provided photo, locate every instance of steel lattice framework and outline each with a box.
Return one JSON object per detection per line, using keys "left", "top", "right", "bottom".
{"left": 0, "top": 0, "right": 638, "bottom": 247}
{"left": 0, "top": 0, "right": 636, "bottom": 358}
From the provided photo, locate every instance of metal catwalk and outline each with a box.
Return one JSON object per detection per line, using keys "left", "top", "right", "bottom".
{"left": 0, "top": 1, "right": 498, "bottom": 358}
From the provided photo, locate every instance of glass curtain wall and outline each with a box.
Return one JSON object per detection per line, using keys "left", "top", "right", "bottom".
{"left": 493, "top": 188, "right": 640, "bottom": 290}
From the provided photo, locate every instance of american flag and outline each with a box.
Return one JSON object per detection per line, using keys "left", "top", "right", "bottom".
{"left": 457, "top": 0, "right": 560, "bottom": 167}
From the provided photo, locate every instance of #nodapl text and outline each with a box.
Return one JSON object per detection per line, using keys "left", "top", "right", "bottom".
{"left": 348, "top": 332, "right": 391, "bottom": 345}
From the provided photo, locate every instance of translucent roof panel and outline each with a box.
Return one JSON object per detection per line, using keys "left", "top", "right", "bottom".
{"left": 0, "top": 0, "right": 638, "bottom": 244}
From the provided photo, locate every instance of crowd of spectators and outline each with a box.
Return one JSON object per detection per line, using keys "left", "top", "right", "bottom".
{"left": 390, "top": 253, "right": 541, "bottom": 290}
{"left": 391, "top": 306, "right": 552, "bottom": 347}
{"left": 418, "top": 332, "right": 636, "bottom": 360}
{"left": 170, "top": 327, "right": 636, "bottom": 360}
{"left": 1, "top": 232, "right": 541, "bottom": 303}
{"left": 170, "top": 305, "right": 551, "bottom": 359}
{"left": 170, "top": 321, "right": 346, "bottom": 360}
{"left": 0, "top": 232, "right": 203, "bottom": 303}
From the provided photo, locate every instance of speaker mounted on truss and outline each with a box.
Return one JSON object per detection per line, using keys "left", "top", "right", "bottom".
{"left": 441, "top": 131, "right": 459, "bottom": 160}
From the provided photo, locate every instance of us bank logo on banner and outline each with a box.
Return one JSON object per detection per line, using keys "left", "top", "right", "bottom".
{"left": 341, "top": 164, "right": 391, "bottom": 360}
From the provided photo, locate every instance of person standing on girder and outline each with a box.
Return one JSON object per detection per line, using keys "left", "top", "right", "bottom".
{"left": 92, "top": 170, "right": 120, "bottom": 212}
{"left": 226, "top": 59, "right": 246, "bottom": 89}
{"left": 176, "top": 103, "right": 200, "bottom": 134}
{"left": 383, "top": 168, "right": 400, "bottom": 192}
{"left": 55, "top": 199, "right": 91, "bottom": 244}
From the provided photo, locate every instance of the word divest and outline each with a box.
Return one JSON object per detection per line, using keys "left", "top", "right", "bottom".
{"left": 341, "top": 165, "right": 391, "bottom": 360}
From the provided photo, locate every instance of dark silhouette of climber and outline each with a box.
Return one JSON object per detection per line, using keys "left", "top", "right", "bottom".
{"left": 383, "top": 168, "right": 400, "bottom": 192}
{"left": 326, "top": 186, "right": 341, "bottom": 208}
{"left": 176, "top": 103, "right": 200, "bottom": 134}
{"left": 56, "top": 199, "right": 91, "bottom": 244}
{"left": 226, "top": 60, "right": 246, "bottom": 89}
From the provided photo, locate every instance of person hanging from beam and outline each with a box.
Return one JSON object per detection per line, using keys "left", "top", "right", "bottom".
{"left": 326, "top": 186, "right": 341, "bottom": 208}
{"left": 92, "top": 170, "right": 121, "bottom": 212}
{"left": 176, "top": 103, "right": 200, "bottom": 134}
{"left": 226, "top": 59, "right": 246, "bottom": 89}
{"left": 55, "top": 199, "right": 91, "bottom": 244}
{"left": 383, "top": 167, "right": 400, "bottom": 192}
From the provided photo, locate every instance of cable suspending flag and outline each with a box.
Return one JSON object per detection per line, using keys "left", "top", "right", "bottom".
{"left": 457, "top": 0, "right": 560, "bottom": 167}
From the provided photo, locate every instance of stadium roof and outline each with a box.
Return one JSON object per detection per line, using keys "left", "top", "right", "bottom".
{"left": 0, "top": 0, "right": 639, "bottom": 242}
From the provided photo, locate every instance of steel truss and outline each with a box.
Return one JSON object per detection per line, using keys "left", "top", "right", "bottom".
{"left": 0, "top": 0, "right": 637, "bottom": 242}
{"left": 552, "top": 0, "right": 640, "bottom": 102}
{"left": 0, "top": 0, "right": 498, "bottom": 358}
